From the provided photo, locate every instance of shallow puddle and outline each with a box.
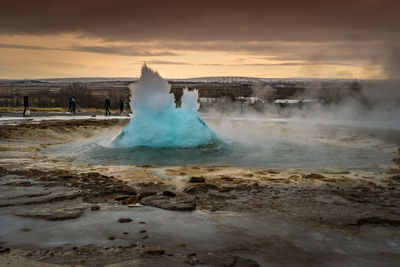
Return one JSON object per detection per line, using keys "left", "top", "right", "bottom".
{"left": 0, "top": 205, "right": 399, "bottom": 266}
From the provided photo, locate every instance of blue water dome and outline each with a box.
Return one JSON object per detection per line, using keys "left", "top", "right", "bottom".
{"left": 114, "top": 65, "right": 219, "bottom": 148}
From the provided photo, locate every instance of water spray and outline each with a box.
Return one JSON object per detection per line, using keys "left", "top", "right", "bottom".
{"left": 114, "top": 65, "right": 218, "bottom": 147}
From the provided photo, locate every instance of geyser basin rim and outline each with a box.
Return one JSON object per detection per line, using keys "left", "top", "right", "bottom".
{"left": 44, "top": 134, "right": 395, "bottom": 171}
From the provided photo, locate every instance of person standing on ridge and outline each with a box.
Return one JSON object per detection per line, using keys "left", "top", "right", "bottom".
{"left": 23, "top": 96, "right": 29, "bottom": 116}
{"left": 68, "top": 97, "right": 72, "bottom": 113}
{"left": 70, "top": 97, "right": 77, "bottom": 114}
{"left": 104, "top": 96, "right": 111, "bottom": 116}
{"left": 119, "top": 98, "right": 125, "bottom": 115}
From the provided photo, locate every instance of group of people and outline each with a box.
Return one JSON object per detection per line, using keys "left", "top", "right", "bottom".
{"left": 22, "top": 96, "right": 127, "bottom": 116}
{"left": 104, "top": 97, "right": 126, "bottom": 116}
{"left": 75, "top": 96, "right": 126, "bottom": 116}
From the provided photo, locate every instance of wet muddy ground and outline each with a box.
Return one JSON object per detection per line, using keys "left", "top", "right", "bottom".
{"left": 0, "top": 118, "right": 399, "bottom": 266}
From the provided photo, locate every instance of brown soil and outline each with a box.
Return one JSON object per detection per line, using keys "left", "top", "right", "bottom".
{"left": 0, "top": 118, "right": 399, "bottom": 266}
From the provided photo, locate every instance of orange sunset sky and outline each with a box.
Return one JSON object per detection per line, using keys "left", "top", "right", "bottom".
{"left": 0, "top": 0, "right": 399, "bottom": 79}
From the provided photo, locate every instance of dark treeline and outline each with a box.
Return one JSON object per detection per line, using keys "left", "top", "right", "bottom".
{"left": 0, "top": 79, "right": 372, "bottom": 111}
{"left": 0, "top": 83, "right": 131, "bottom": 110}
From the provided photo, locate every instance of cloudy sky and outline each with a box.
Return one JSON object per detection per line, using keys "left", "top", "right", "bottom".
{"left": 0, "top": 0, "right": 399, "bottom": 79}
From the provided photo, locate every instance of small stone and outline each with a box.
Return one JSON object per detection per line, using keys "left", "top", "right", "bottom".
{"left": 21, "top": 228, "right": 31, "bottom": 232}
{"left": 139, "top": 194, "right": 196, "bottom": 211}
{"left": 184, "top": 258, "right": 200, "bottom": 265}
{"left": 235, "top": 257, "right": 260, "bottom": 266}
{"left": 118, "top": 218, "right": 132, "bottom": 223}
{"left": 183, "top": 186, "right": 196, "bottom": 193}
{"left": 0, "top": 247, "right": 10, "bottom": 253}
{"left": 122, "top": 195, "right": 139, "bottom": 204}
{"left": 189, "top": 177, "right": 205, "bottom": 183}
{"left": 139, "top": 230, "right": 146, "bottom": 233}
{"left": 178, "top": 243, "right": 186, "bottom": 247}
{"left": 139, "top": 221, "right": 146, "bottom": 224}
{"left": 143, "top": 246, "right": 165, "bottom": 255}
{"left": 60, "top": 175, "right": 73, "bottom": 180}
{"left": 163, "top": 191, "right": 176, "bottom": 197}
{"left": 305, "top": 173, "right": 325, "bottom": 179}
{"left": 142, "top": 235, "right": 149, "bottom": 239}
{"left": 91, "top": 205, "right": 100, "bottom": 211}
{"left": 108, "top": 236, "right": 116, "bottom": 240}
{"left": 123, "top": 232, "right": 129, "bottom": 235}
{"left": 86, "top": 172, "right": 101, "bottom": 178}
{"left": 390, "top": 175, "right": 400, "bottom": 182}
{"left": 114, "top": 195, "right": 130, "bottom": 201}
{"left": 139, "top": 191, "right": 157, "bottom": 199}
{"left": 14, "top": 208, "right": 84, "bottom": 221}
{"left": 121, "top": 185, "right": 137, "bottom": 195}
{"left": 128, "top": 204, "right": 143, "bottom": 209}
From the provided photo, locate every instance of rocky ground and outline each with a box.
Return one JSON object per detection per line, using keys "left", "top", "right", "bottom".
{"left": 0, "top": 118, "right": 399, "bottom": 266}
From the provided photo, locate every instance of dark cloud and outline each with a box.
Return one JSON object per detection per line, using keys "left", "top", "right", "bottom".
{"left": 69, "top": 45, "right": 176, "bottom": 56}
{"left": 202, "top": 62, "right": 355, "bottom": 67}
{"left": 160, "top": 41, "right": 380, "bottom": 62}
{"left": 0, "top": 43, "right": 176, "bottom": 57}
{"left": 145, "top": 60, "right": 191, "bottom": 65}
{"left": 201, "top": 64, "right": 226, "bottom": 66}
{"left": 0, "top": 41, "right": 378, "bottom": 63}
{"left": 0, "top": 0, "right": 399, "bottom": 77}
{"left": 43, "top": 61, "right": 88, "bottom": 68}
{"left": 0, "top": 0, "right": 398, "bottom": 42}
{"left": 243, "top": 62, "right": 355, "bottom": 67}
{"left": 0, "top": 43, "right": 51, "bottom": 50}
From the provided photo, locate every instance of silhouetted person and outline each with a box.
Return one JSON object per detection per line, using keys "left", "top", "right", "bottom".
{"left": 69, "top": 97, "right": 77, "bottom": 114}
{"left": 104, "top": 96, "right": 111, "bottom": 116}
{"left": 23, "top": 96, "right": 29, "bottom": 116}
{"left": 68, "top": 97, "right": 72, "bottom": 112}
{"left": 119, "top": 98, "right": 125, "bottom": 115}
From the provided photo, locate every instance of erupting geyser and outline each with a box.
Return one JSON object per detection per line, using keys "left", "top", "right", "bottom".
{"left": 114, "top": 65, "right": 218, "bottom": 147}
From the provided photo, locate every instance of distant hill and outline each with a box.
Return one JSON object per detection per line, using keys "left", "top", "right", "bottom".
{"left": 0, "top": 76, "right": 369, "bottom": 85}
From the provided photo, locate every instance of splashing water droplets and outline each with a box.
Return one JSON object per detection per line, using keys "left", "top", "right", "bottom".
{"left": 114, "top": 65, "right": 218, "bottom": 148}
